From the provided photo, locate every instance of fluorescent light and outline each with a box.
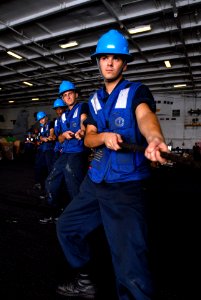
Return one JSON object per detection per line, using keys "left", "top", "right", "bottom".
{"left": 23, "top": 81, "right": 33, "bottom": 87}
{"left": 59, "top": 41, "right": 78, "bottom": 49}
{"left": 32, "top": 98, "right": 39, "bottom": 101}
{"left": 174, "top": 84, "right": 187, "bottom": 88}
{"left": 8, "top": 100, "right": 15, "bottom": 103}
{"left": 128, "top": 25, "right": 151, "bottom": 34}
{"left": 164, "top": 60, "right": 171, "bottom": 68}
{"left": 7, "top": 51, "right": 23, "bottom": 60}
{"left": 0, "top": 87, "right": 2, "bottom": 90}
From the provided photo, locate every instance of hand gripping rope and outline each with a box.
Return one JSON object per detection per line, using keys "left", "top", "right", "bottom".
{"left": 119, "top": 142, "right": 201, "bottom": 169}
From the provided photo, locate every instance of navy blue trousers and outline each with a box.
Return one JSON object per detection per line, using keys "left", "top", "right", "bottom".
{"left": 56, "top": 175, "right": 155, "bottom": 300}
{"left": 45, "top": 152, "right": 87, "bottom": 207}
{"left": 34, "top": 149, "right": 55, "bottom": 189}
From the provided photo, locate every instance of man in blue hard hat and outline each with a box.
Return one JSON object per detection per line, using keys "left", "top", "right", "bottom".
{"left": 52, "top": 98, "right": 67, "bottom": 161}
{"left": 33, "top": 111, "right": 55, "bottom": 193}
{"left": 56, "top": 29, "right": 169, "bottom": 300}
{"left": 39, "top": 82, "right": 89, "bottom": 224}
{"left": 39, "top": 99, "right": 67, "bottom": 224}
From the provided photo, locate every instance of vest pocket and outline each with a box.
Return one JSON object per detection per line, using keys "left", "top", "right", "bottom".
{"left": 112, "top": 152, "right": 135, "bottom": 173}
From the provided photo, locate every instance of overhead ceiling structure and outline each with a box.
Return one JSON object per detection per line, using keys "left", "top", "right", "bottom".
{"left": 0, "top": 0, "right": 201, "bottom": 108}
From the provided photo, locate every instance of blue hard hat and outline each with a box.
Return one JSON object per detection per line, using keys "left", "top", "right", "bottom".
{"left": 59, "top": 81, "right": 76, "bottom": 95}
{"left": 91, "top": 29, "right": 133, "bottom": 62}
{"left": 36, "top": 111, "right": 47, "bottom": 121}
{"left": 53, "top": 98, "right": 66, "bottom": 109}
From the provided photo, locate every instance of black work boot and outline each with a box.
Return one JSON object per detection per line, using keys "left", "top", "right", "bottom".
{"left": 38, "top": 216, "right": 55, "bottom": 224}
{"left": 56, "top": 273, "right": 96, "bottom": 299}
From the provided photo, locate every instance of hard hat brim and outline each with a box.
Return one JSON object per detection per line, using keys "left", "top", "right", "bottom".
{"left": 91, "top": 52, "right": 133, "bottom": 62}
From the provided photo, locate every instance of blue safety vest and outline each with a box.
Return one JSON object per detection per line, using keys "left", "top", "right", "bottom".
{"left": 54, "top": 117, "right": 63, "bottom": 153}
{"left": 61, "top": 103, "right": 85, "bottom": 153}
{"left": 88, "top": 80, "right": 151, "bottom": 183}
{"left": 39, "top": 120, "right": 55, "bottom": 152}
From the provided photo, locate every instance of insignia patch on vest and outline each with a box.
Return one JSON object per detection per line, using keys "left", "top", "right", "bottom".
{"left": 72, "top": 121, "right": 77, "bottom": 128}
{"left": 115, "top": 117, "right": 124, "bottom": 127}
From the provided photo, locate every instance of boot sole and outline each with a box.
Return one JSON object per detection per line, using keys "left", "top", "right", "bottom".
{"left": 56, "top": 289, "right": 96, "bottom": 299}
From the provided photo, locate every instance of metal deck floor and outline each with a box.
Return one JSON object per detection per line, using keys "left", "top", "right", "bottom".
{"left": 0, "top": 158, "right": 198, "bottom": 299}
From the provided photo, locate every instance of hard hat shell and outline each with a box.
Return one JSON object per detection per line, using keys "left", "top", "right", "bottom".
{"left": 53, "top": 98, "right": 66, "bottom": 109}
{"left": 36, "top": 111, "right": 47, "bottom": 121}
{"left": 59, "top": 80, "right": 76, "bottom": 95}
{"left": 91, "top": 29, "right": 133, "bottom": 62}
